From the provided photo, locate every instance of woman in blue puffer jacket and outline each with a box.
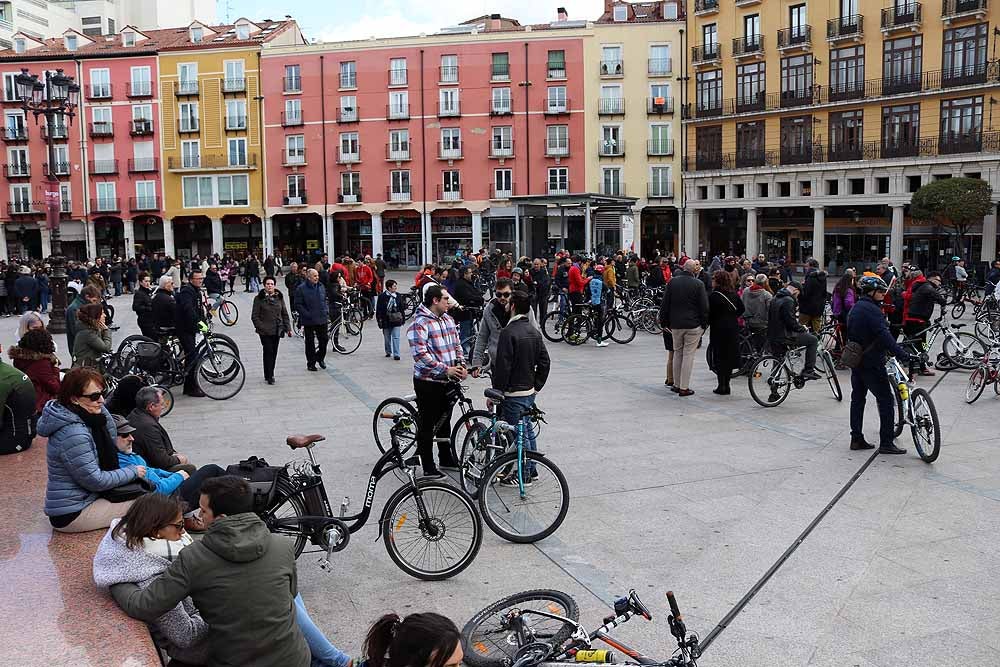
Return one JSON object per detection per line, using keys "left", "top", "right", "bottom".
{"left": 39, "top": 367, "right": 146, "bottom": 533}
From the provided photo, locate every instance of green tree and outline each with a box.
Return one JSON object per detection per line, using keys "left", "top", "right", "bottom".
{"left": 910, "top": 177, "right": 993, "bottom": 260}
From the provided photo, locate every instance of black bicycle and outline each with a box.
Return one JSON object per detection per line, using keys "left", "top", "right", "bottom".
{"left": 260, "top": 427, "right": 483, "bottom": 581}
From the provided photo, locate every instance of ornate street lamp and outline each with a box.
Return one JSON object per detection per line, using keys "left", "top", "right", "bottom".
{"left": 16, "top": 67, "right": 79, "bottom": 333}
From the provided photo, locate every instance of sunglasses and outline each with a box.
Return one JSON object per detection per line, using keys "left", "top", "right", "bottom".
{"left": 495, "top": 292, "right": 512, "bottom": 299}
{"left": 79, "top": 391, "right": 106, "bottom": 402}
{"left": 164, "top": 520, "right": 185, "bottom": 531}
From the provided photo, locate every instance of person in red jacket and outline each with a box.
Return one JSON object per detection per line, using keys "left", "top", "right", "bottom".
{"left": 354, "top": 257, "right": 376, "bottom": 318}
{"left": 567, "top": 255, "right": 591, "bottom": 306}
{"left": 7, "top": 327, "right": 60, "bottom": 419}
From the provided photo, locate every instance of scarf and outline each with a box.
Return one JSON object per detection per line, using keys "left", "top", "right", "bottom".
{"left": 73, "top": 406, "right": 118, "bottom": 472}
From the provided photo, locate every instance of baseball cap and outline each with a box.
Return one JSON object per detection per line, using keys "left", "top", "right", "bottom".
{"left": 512, "top": 267, "right": 523, "bottom": 274}
{"left": 786, "top": 280, "right": 803, "bottom": 291}
{"left": 594, "top": 264, "right": 605, "bottom": 273}
{"left": 112, "top": 414, "right": 137, "bottom": 435}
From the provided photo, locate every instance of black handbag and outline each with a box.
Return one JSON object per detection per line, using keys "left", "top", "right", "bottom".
{"left": 101, "top": 478, "right": 155, "bottom": 503}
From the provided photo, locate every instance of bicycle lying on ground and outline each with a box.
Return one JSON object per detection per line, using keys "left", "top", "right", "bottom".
{"left": 748, "top": 345, "right": 841, "bottom": 407}
{"left": 258, "top": 426, "right": 483, "bottom": 580}
{"left": 964, "top": 343, "right": 1000, "bottom": 404}
{"left": 461, "top": 589, "right": 701, "bottom": 667}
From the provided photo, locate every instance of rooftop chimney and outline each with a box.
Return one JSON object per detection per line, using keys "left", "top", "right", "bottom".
{"left": 489, "top": 13, "right": 502, "bottom": 30}
{"left": 604, "top": 0, "right": 615, "bottom": 13}
{"left": 557, "top": 7, "right": 568, "bottom": 21}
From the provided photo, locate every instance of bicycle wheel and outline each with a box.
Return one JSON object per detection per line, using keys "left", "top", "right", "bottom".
{"left": 942, "top": 332, "right": 987, "bottom": 369}
{"left": 462, "top": 590, "right": 580, "bottom": 667}
{"left": 748, "top": 356, "right": 791, "bottom": 407}
{"left": 264, "top": 477, "right": 308, "bottom": 558}
{"left": 200, "top": 332, "right": 241, "bottom": 359}
{"left": 733, "top": 334, "right": 757, "bottom": 378}
{"left": 541, "top": 310, "right": 565, "bottom": 343}
{"left": 458, "top": 416, "right": 512, "bottom": 498}
{"left": 965, "top": 367, "right": 987, "bottom": 404}
{"left": 450, "top": 409, "right": 493, "bottom": 468}
{"left": 195, "top": 351, "right": 246, "bottom": 400}
{"left": 562, "top": 313, "right": 590, "bottom": 346}
{"left": 606, "top": 313, "right": 636, "bottom": 344}
{"left": 219, "top": 300, "right": 239, "bottom": 326}
{"left": 909, "top": 387, "right": 941, "bottom": 463}
{"left": 156, "top": 385, "right": 175, "bottom": 417}
{"left": 952, "top": 302, "right": 966, "bottom": 319}
{"left": 373, "top": 397, "right": 418, "bottom": 456}
{"left": 382, "top": 480, "right": 482, "bottom": 581}
{"left": 821, "top": 351, "right": 843, "bottom": 401}
{"left": 478, "top": 451, "right": 570, "bottom": 544}
{"left": 329, "top": 318, "right": 363, "bottom": 354}
{"left": 892, "top": 380, "right": 905, "bottom": 438}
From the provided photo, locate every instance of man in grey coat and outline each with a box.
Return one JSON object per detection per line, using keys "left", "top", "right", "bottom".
{"left": 471, "top": 278, "right": 513, "bottom": 375}
{"left": 659, "top": 259, "right": 709, "bottom": 396}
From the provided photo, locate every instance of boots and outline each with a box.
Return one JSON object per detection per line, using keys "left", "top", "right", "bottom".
{"left": 713, "top": 370, "right": 731, "bottom": 395}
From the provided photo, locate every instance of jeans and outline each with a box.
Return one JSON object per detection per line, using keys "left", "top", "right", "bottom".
{"left": 175, "top": 464, "right": 226, "bottom": 511}
{"left": 178, "top": 333, "right": 199, "bottom": 393}
{"left": 413, "top": 378, "right": 455, "bottom": 471}
{"left": 260, "top": 334, "right": 281, "bottom": 380}
{"left": 40, "top": 288, "right": 49, "bottom": 312}
{"left": 293, "top": 594, "right": 352, "bottom": 667}
{"left": 850, "top": 365, "right": 896, "bottom": 447}
{"left": 799, "top": 313, "right": 823, "bottom": 334}
{"left": 671, "top": 328, "right": 702, "bottom": 390}
{"left": 113, "top": 278, "right": 122, "bottom": 296}
{"left": 303, "top": 324, "right": 328, "bottom": 367}
{"left": 459, "top": 319, "right": 474, "bottom": 356}
{"left": 382, "top": 326, "right": 400, "bottom": 357}
{"left": 790, "top": 331, "right": 819, "bottom": 372}
{"left": 501, "top": 394, "right": 538, "bottom": 475}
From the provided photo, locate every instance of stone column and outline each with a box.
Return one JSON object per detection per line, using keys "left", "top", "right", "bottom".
{"left": 162, "top": 219, "right": 175, "bottom": 258}
{"left": 422, "top": 212, "right": 433, "bottom": 264}
{"left": 371, "top": 212, "right": 383, "bottom": 257}
{"left": 40, "top": 227, "right": 52, "bottom": 260}
{"left": 262, "top": 217, "right": 273, "bottom": 257}
{"left": 514, "top": 206, "right": 522, "bottom": 257}
{"left": 323, "top": 215, "right": 334, "bottom": 258}
{"left": 811, "top": 206, "right": 825, "bottom": 267}
{"left": 85, "top": 221, "right": 97, "bottom": 259}
{"left": 981, "top": 204, "right": 997, "bottom": 262}
{"left": 0, "top": 223, "right": 7, "bottom": 262}
{"left": 584, "top": 202, "right": 592, "bottom": 254}
{"left": 744, "top": 207, "right": 758, "bottom": 258}
{"left": 683, "top": 208, "right": 699, "bottom": 257}
{"left": 123, "top": 219, "right": 136, "bottom": 259}
{"left": 890, "top": 204, "right": 905, "bottom": 269}
{"left": 471, "top": 211, "right": 483, "bottom": 252}
{"left": 211, "top": 218, "right": 224, "bottom": 256}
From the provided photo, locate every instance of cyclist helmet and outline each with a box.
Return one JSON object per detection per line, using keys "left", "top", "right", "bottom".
{"left": 858, "top": 275, "right": 889, "bottom": 295}
{"left": 67, "top": 280, "right": 83, "bottom": 296}
{"left": 951, "top": 256, "right": 961, "bottom": 262}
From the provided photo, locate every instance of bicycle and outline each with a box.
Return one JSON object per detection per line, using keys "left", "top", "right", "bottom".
{"left": 706, "top": 325, "right": 765, "bottom": 378}
{"left": 887, "top": 355, "right": 941, "bottom": 462}
{"left": 747, "top": 345, "right": 842, "bottom": 407}
{"left": 965, "top": 343, "right": 1000, "bottom": 404}
{"left": 259, "top": 427, "right": 483, "bottom": 580}
{"left": 327, "top": 305, "right": 363, "bottom": 355}
{"left": 902, "top": 313, "right": 987, "bottom": 370}
{"left": 209, "top": 294, "right": 239, "bottom": 327}
{"left": 461, "top": 588, "right": 701, "bottom": 667}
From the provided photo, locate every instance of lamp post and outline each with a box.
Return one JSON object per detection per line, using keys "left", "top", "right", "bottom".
{"left": 15, "top": 68, "right": 79, "bottom": 333}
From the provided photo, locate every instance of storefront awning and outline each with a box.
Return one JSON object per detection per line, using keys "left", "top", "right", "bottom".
{"left": 333, "top": 211, "right": 371, "bottom": 221}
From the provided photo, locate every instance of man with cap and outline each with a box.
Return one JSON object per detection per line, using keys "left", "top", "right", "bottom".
{"left": 766, "top": 280, "right": 821, "bottom": 389}
{"left": 14, "top": 266, "right": 38, "bottom": 314}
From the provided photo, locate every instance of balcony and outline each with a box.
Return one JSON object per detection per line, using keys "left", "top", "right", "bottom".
{"left": 491, "top": 63, "right": 511, "bottom": 81}
{"left": 882, "top": 137, "right": 922, "bottom": 158}
{"left": 826, "top": 142, "right": 863, "bottom": 162}
{"left": 440, "top": 65, "right": 459, "bottom": 83}
{"left": 438, "top": 142, "right": 463, "bottom": 160}
{"left": 337, "top": 149, "right": 360, "bottom": 164}
{"left": 777, "top": 26, "right": 811, "bottom": 51}
{"left": 7, "top": 201, "right": 42, "bottom": 216}
{"left": 283, "top": 76, "right": 302, "bottom": 93}
{"left": 693, "top": 0, "right": 718, "bottom": 15}
{"left": 387, "top": 187, "right": 411, "bottom": 203}
{"left": 598, "top": 139, "right": 625, "bottom": 157}
{"left": 177, "top": 119, "right": 200, "bottom": 134}
{"left": 3, "top": 163, "right": 29, "bottom": 178}
{"left": 2, "top": 126, "right": 26, "bottom": 142}
{"left": 339, "top": 73, "right": 356, "bottom": 89}
{"left": 598, "top": 182, "right": 626, "bottom": 197}
{"left": 389, "top": 69, "right": 408, "bottom": 87}
{"left": 283, "top": 149, "right": 306, "bottom": 166}
{"left": 283, "top": 191, "right": 308, "bottom": 206}
{"left": 387, "top": 104, "right": 409, "bottom": 120}
{"left": 87, "top": 84, "right": 112, "bottom": 100}
{"left": 129, "top": 196, "right": 159, "bottom": 212}
{"left": 437, "top": 185, "right": 463, "bottom": 202}
{"left": 732, "top": 35, "right": 764, "bottom": 59}
{"left": 942, "top": 62, "right": 988, "bottom": 88}
{"left": 128, "top": 158, "right": 158, "bottom": 173}
{"left": 881, "top": 73, "right": 922, "bottom": 96}
{"left": 598, "top": 97, "right": 625, "bottom": 115}
{"left": 337, "top": 107, "right": 359, "bottom": 123}
{"left": 780, "top": 88, "right": 815, "bottom": 108}
{"left": 780, "top": 144, "right": 820, "bottom": 166}
{"left": 489, "top": 139, "right": 514, "bottom": 158}
{"left": 647, "top": 97, "right": 674, "bottom": 114}
{"left": 491, "top": 101, "right": 513, "bottom": 116}
{"left": 547, "top": 66, "right": 566, "bottom": 79}
{"left": 544, "top": 99, "right": 570, "bottom": 115}
{"left": 734, "top": 150, "right": 768, "bottom": 168}
{"left": 438, "top": 101, "right": 461, "bottom": 118}
{"left": 90, "top": 159, "right": 118, "bottom": 175}
{"left": 338, "top": 188, "right": 362, "bottom": 204}
{"left": 828, "top": 80, "right": 865, "bottom": 102}
{"left": 546, "top": 179, "right": 570, "bottom": 196}
{"left": 735, "top": 0, "right": 760, "bottom": 5}
{"left": 827, "top": 15, "right": 863, "bottom": 41}
{"left": 127, "top": 81, "right": 152, "bottom": 98}
{"left": 225, "top": 116, "right": 247, "bottom": 131}
{"left": 942, "top": 0, "right": 988, "bottom": 22}
{"left": 386, "top": 144, "right": 411, "bottom": 161}
{"left": 91, "top": 197, "right": 120, "bottom": 213}
{"left": 695, "top": 153, "right": 724, "bottom": 170}
{"left": 43, "top": 161, "right": 70, "bottom": 176}
{"left": 175, "top": 81, "right": 199, "bottom": 97}
{"left": 647, "top": 182, "right": 673, "bottom": 199}
{"left": 89, "top": 121, "right": 114, "bottom": 138}
{"left": 692, "top": 44, "right": 721, "bottom": 66}
{"left": 166, "top": 154, "right": 258, "bottom": 171}
{"left": 492, "top": 184, "right": 515, "bottom": 199}
{"left": 940, "top": 132, "right": 984, "bottom": 154}
{"left": 648, "top": 58, "right": 672, "bottom": 76}
{"left": 881, "top": 3, "right": 921, "bottom": 32}
{"left": 600, "top": 60, "right": 624, "bottom": 77}
{"left": 222, "top": 78, "right": 246, "bottom": 94}
{"left": 130, "top": 119, "right": 154, "bottom": 136}
{"left": 545, "top": 141, "right": 570, "bottom": 157}
{"left": 735, "top": 92, "right": 766, "bottom": 113}
{"left": 281, "top": 112, "right": 303, "bottom": 127}
{"left": 647, "top": 139, "right": 673, "bottom": 156}
{"left": 684, "top": 101, "right": 723, "bottom": 119}
{"left": 41, "top": 124, "right": 68, "bottom": 140}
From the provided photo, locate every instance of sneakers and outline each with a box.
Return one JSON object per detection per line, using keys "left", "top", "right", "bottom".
{"left": 878, "top": 443, "right": 907, "bottom": 455}
{"left": 500, "top": 474, "right": 533, "bottom": 487}
{"left": 438, "top": 458, "right": 460, "bottom": 471}
{"left": 307, "top": 365, "right": 318, "bottom": 372}
{"left": 596, "top": 341, "right": 610, "bottom": 348}
{"left": 800, "top": 368, "right": 822, "bottom": 381}
{"left": 850, "top": 437, "right": 876, "bottom": 451}
{"left": 422, "top": 469, "right": 446, "bottom": 480}
{"left": 318, "top": 361, "right": 327, "bottom": 370}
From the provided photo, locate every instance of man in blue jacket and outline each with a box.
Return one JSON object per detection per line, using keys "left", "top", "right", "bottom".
{"left": 293, "top": 269, "right": 329, "bottom": 371}
{"left": 846, "top": 275, "right": 911, "bottom": 454}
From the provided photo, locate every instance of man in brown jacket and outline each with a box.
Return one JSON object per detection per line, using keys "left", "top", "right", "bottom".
{"left": 127, "top": 386, "right": 196, "bottom": 474}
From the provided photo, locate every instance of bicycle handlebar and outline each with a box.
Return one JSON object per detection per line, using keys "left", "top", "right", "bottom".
{"left": 666, "top": 591, "right": 681, "bottom": 619}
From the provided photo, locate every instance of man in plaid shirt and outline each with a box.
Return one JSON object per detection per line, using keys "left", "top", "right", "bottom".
{"left": 406, "top": 284, "right": 467, "bottom": 478}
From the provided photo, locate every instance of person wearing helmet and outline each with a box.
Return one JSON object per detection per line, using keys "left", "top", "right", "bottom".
{"left": 846, "top": 275, "right": 911, "bottom": 454}
{"left": 589, "top": 265, "right": 609, "bottom": 347}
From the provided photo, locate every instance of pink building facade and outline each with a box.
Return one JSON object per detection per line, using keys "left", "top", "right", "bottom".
{"left": 263, "top": 28, "right": 588, "bottom": 267}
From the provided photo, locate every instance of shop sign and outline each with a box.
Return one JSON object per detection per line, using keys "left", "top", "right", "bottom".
{"left": 306, "top": 239, "right": 319, "bottom": 250}
{"left": 224, "top": 241, "right": 248, "bottom": 250}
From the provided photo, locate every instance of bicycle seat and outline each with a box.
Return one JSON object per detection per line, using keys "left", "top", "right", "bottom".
{"left": 286, "top": 434, "right": 326, "bottom": 449}
{"left": 951, "top": 324, "right": 967, "bottom": 329}
{"left": 484, "top": 388, "right": 506, "bottom": 402}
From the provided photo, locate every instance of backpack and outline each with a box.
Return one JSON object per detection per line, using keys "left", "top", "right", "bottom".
{"left": 225, "top": 456, "right": 285, "bottom": 513}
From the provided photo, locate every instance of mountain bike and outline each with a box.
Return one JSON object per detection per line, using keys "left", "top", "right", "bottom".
{"left": 328, "top": 306, "right": 363, "bottom": 354}
{"left": 887, "top": 355, "right": 941, "bottom": 462}
{"left": 748, "top": 345, "right": 841, "bottom": 407}
{"left": 260, "top": 427, "right": 482, "bottom": 581}
{"left": 461, "top": 589, "right": 701, "bottom": 667}
{"left": 965, "top": 344, "right": 1000, "bottom": 404}
{"left": 209, "top": 294, "right": 239, "bottom": 326}
{"left": 903, "top": 314, "right": 987, "bottom": 370}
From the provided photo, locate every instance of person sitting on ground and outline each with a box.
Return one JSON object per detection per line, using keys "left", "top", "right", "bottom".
{"left": 766, "top": 281, "right": 820, "bottom": 383}
{"left": 0, "top": 344, "right": 36, "bottom": 455}
{"left": 362, "top": 612, "right": 462, "bottom": 667}
{"left": 17, "top": 310, "right": 47, "bottom": 342}
{"left": 128, "top": 387, "right": 196, "bottom": 475}
{"left": 40, "top": 367, "right": 145, "bottom": 532}
{"left": 8, "top": 327, "right": 60, "bottom": 424}
{"left": 66, "top": 284, "right": 102, "bottom": 352}
{"left": 72, "top": 303, "right": 113, "bottom": 368}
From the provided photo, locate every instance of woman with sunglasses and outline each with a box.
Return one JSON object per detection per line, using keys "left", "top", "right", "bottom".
{"left": 72, "top": 302, "right": 113, "bottom": 368}
{"left": 40, "top": 367, "right": 146, "bottom": 533}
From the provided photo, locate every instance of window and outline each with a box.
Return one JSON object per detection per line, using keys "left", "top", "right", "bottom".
{"left": 940, "top": 96, "right": 984, "bottom": 151}
{"left": 4, "top": 111, "right": 24, "bottom": 139}
{"left": 841, "top": 0, "right": 858, "bottom": 18}
{"left": 65, "top": 34, "right": 77, "bottom": 51}
{"left": 14, "top": 38, "right": 25, "bottom": 54}
{"left": 650, "top": 83, "right": 671, "bottom": 110}
{"left": 60, "top": 183, "right": 71, "bottom": 212}
{"left": 122, "top": 31, "right": 136, "bottom": 47}
{"left": 439, "top": 88, "right": 459, "bottom": 115}
{"left": 224, "top": 61, "right": 245, "bottom": 91}
{"left": 492, "top": 126, "right": 513, "bottom": 156}
{"left": 389, "top": 129, "right": 409, "bottom": 159}
{"left": 736, "top": 63, "right": 764, "bottom": 110}
{"left": 3, "top": 73, "right": 18, "bottom": 101}
{"left": 613, "top": 3, "right": 627, "bottom": 21}
{"left": 650, "top": 166, "right": 671, "bottom": 197}
{"left": 341, "top": 172, "right": 360, "bottom": 201}
{"left": 284, "top": 64, "right": 301, "bottom": 92}
{"left": 131, "top": 104, "right": 152, "bottom": 133}
{"left": 601, "top": 126, "right": 623, "bottom": 155}
{"left": 491, "top": 52, "right": 510, "bottom": 80}
{"left": 492, "top": 87, "right": 511, "bottom": 114}
{"left": 789, "top": 4, "right": 807, "bottom": 40}
{"left": 702, "top": 23, "right": 717, "bottom": 48}
{"left": 96, "top": 182, "right": 117, "bottom": 211}
{"left": 217, "top": 175, "right": 249, "bottom": 206}
{"left": 547, "top": 86, "right": 567, "bottom": 112}
{"left": 284, "top": 98, "right": 302, "bottom": 124}
{"left": 226, "top": 99, "right": 246, "bottom": 129}
{"left": 830, "top": 46, "right": 864, "bottom": 99}
{"left": 546, "top": 125, "right": 569, "bottom": 155}
{"left": 340, "top": 132, "right": 360, "bottom": 161}
{"left": 440, "top": 54, "right": 458, "bottom": 82}
{"left": 780, "top": 55, "right": 813, "bottom": 104}
{"left": 10, "top": 184, "right": 31, "bottom": 212}
{"left": 600, "top": 84, "right": 623, "bottom": 114}
{"left": 602, "top": 167, "right": 622, "bottom": 195}
{"left": 389, "top": 58, "right": 407, "bottom": 86}
{"left": 132, "top": 140, "right": 153, "bottom": 171}
{"left": 178, "top": 63, "right": 198, "bottom": 94}
{"left": 649, "top": 123, "right": 671, "bottom": 155}
{"left": 287, "top": 174, "right": 306, "bottom": 199}
{"left": 390, "top": 170, "right": 411, "bottom": 200}
{"left": 440, "top": 128, "right": 461, "bottom": 157}
{"left": 178, "top": 102, "right": 198, "bottom": 131}
{"left": 286, "top": 135, "right": 305, "bottom": 164}
{"left": 696, "top": 70, "right": 722, "bottom": 113}
{"left": 236, "top": 23, "right": 251, "bottom": 40}
{"left": 494, "top": 168, "right": 513, "bottom": 198}
{"left": 883, "top": 36, "right": 922, "bottom": 92}
{"left": 7, "top": 147, "right": 27, "bottom": 175}
{"left": 601, "top": 45, "right": 623, "bottom": 76}
{"left": 94, "top": 143, "right": 115, "bottom": 171}
{"left": 547, "top": 167, "right": 569, "bottom": 194}
{"left": 190, "top": 26, "right": 203, "bottom": 43}
{"left": 743, "top": 14, "right": 760, "bottom": 43}
{"left": 547, "top": 50, "right": 566, "bottom": 78}
{"left": 340, "top": 96, "right": 357, "bottom": 121}
{"left": 779, "top": 116, "right": 813, "bottom": 164}
{"left": 736, "top": 121, "right": 765, "bottom": 166}
{"left": 90, "top": 68, "right": 110, "bottom": 98}
{"left": 181, "top": 140, "right": 200, "bottom": 168}
{"left": 130, "top": 66, "right": 151, "bottom": 96}
{"left": 135, "top": 181, "right": 156, "bottom": 209}
{"left": 442, "top": 170, "right": 461, "bottom": 199}
{"left": 695, "top": 125, "right": 722, "bottom": 168}
{"left": 829, "top": 109, "right": 863, "bottom": 160}
{"left": 182, "top": 176, "right": 210, "bottom": 206}
{"left": 882, "top": 103, "right": 920, "bottom": 155}
{"left": 339, "top": 61, "right": 356, "bottom": 89}
{"left": 649, "top": 44, "right": 671, "bottom": 75}
{"left": 943, "top": 23, "right": 988, "bottom": 84}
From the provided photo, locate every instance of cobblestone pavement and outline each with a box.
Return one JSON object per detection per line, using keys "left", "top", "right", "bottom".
{"left": 9, "top": 279, "right": 999, "bottom": 667}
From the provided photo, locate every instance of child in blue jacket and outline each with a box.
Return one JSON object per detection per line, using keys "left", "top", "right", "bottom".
{"left": 113, "top": 414, "right": 186, "bottom": 495}
{"left": 590, "top": 266, "right": 609, "bottom": 347}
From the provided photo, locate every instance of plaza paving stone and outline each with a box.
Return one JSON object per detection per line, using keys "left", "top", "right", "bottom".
{"left": 3, "top": 275, "right": 998, "bottom": 666}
